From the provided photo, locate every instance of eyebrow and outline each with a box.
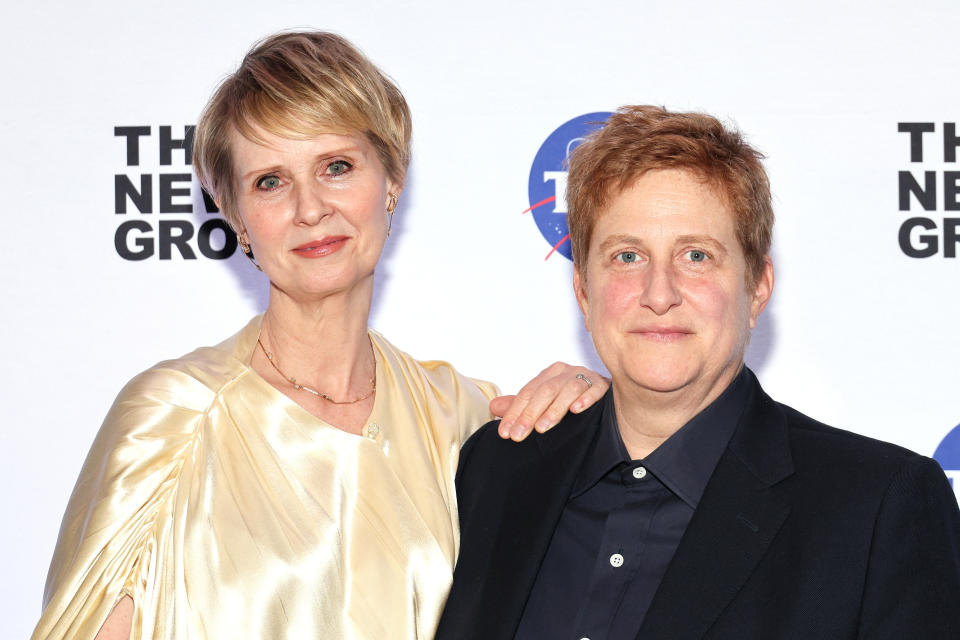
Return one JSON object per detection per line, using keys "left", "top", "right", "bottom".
{"left": 675, "top": 235, "right": 729, "bottom": 256}
{"left": 597, "top": 234, "right": 642, "bottom": 253}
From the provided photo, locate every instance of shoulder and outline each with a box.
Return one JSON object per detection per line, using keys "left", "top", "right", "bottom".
{"left": 370, "top": 330, "right": 499, "bottom": 417}
{"left": 763, "top": 397, "right": 955, "bottom": 525}
{"left": 110, "top": 345, "right": 246, "bottom": 421}
{"left": 771, "top": 406, "right": 960, "bottom": 630}
{"left": 37, "top": 329, "right": 255, "bottom": 629}
{"left": 94, "top": 323, "right": 254, "bottom": 453}
{"left": 59, "top": 327, "right": 253, "bottom": 547}
{"left": 456, "top": 420, "right": 514, "bottom": 492}
{"left": 125, "top": 344, "right": 246, "bottom": 402}
{"left": 457, "top": 400, "right": 603, "bottom": 488}
{"left": 778, "top": 400, "right": 926, "bottom": 477}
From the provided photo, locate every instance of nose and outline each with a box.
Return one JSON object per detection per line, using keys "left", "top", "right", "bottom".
{"left": 293, "top": 183, "right": 330, "bottom": 226}
{"left": 637, "top": 261, "right": 682, "bottom": 315}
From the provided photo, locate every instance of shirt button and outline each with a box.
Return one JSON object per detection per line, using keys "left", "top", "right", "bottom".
{"left": 610, "top": 553, "right": 624, "bottom": 568}
{"left": 364, "top": 423, "right": 380, "bottom": 439}
{"left": 633, "top": 466, "right": 647, "bottom": 479}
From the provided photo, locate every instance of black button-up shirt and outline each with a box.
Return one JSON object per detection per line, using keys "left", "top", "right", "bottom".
{"left": 515, "top": 369, "right": 753, "bottom": 640}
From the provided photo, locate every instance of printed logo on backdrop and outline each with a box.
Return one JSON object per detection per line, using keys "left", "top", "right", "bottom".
{"left": 114, "top": 126, "right": 236, "bottom": 261}
{"left": 896, "top": 122, "right": 960, "bottom": 258}
{"left": 525, "top": 112, "right": 612, "bottom": 261}
{"left": 934, "top": 423, "right": 960, "bottom": 506}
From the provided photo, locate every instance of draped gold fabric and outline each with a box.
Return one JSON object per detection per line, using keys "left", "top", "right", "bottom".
{"left": 33, "top": 316, "right": 497, "bottom": 640}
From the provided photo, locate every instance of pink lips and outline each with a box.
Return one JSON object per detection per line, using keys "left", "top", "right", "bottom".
{"left": 292, "top": 236, "right": 348, "bottom": 258}
{"left": 631, "top": 326, "right": 694, "bottom": 342}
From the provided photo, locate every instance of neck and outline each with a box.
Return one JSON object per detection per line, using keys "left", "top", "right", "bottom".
{"left": 259, "top": 278, "right": 375, "bottom": 400}
{"left": 614, "top": 362, "right": 743, "bottom": 459}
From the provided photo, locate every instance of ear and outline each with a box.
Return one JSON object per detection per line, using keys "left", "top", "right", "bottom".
{"left": 573, "top": 265, "right": 591, "bottom": 332}
{"left": 748, "top": 256, "right": 774, "bottom": 330}
{"left": 383, "top": 185, "right": 399, "bottom": 217}
{"left": 386, "top": 180, "right": 402, "bottom": 202}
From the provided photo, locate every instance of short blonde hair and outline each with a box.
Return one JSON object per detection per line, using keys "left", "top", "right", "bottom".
{"left": 193, "top": 31, "right": 412, "bottom": 229}
{"left": 567, "top": 105, "right": 773, "bottom": 285}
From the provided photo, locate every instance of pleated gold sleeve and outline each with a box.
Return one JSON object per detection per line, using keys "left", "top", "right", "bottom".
{"left": 32, "top": 316, "right": 498, "bottom": 640}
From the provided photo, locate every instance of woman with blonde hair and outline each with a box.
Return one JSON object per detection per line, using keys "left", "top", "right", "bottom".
{"left": 33, "top": 31, "right": 605, "bottom": 640}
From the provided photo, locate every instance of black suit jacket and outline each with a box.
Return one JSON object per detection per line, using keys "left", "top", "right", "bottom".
{"left": 437, "top": 376, "right": 960, "bottom": 639}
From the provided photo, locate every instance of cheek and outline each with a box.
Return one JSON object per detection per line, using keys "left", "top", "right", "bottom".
{"left": 685, "top": 278, "right": 754, "bottom": 355}
{"left": 238, "top": 193, "right": 281, "bottom": 226}
{"left": 683, "top": 278, "right": 740, "bottom": 325}
{"left": 343, "top": 188, "right": 388, "bottom": 233}
{"left": 596, "top": 275, "right": 639, "bottom": 318}
{"left": 244, "top": 210, "right": 285, "bottom": 248}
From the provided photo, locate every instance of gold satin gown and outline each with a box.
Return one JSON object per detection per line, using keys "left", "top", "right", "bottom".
{"left": 32, "top": 316, "right": 497, "bottom": 639}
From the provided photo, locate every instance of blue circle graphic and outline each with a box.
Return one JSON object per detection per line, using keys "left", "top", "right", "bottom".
{"left": 527, "top": 112, "right": 612, "bottom": 260}
{"left": 934, "top": 423, "right": 960, "bottom": 469}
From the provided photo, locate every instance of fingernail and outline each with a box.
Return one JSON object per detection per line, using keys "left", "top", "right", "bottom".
{"left": 511, "top": 423, "right": 527, "bottom": 440}
{"left": 571, "top": 401, "right": 583, "bottom": 413}
{"left": 535, "top": 419, "right": 551, "bottom": 433}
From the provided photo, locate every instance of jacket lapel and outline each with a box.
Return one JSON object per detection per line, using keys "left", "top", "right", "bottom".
{"left": 479, "top": 399, "right": 606, "bottom": 637}
{"left": 638, "top": 380, "right": 794, "bottom": 640}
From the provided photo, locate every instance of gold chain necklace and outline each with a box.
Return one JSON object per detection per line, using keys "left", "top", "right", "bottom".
{"left": 257, "top": 337, "right": 376, "bottom": 405}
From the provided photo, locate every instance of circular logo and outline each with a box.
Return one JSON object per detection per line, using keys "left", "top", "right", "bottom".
{"left": 526, "top": 112, "right": 612, "bottom": 260}
{"left": 933, "top": 422, "right": 960, "bottom": 505}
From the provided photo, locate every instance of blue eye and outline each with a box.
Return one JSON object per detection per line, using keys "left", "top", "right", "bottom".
{"left": 687, "top": 250, "right": 708, "bottom": 262}
{"left": 616, "top": 251, "right": 640, "bottom": 263}
{"left": 327, "top": 160, "right": 352, "bottom": 176}
{"left": 256, "top": 175, "right": 281, "bottom": 190}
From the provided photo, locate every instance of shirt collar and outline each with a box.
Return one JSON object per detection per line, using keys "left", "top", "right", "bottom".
{"left": 571, "top": 388, "right": 629, "bottom": 498}
{"left": 571, "top": 367, "right": 755, "bottom": 507}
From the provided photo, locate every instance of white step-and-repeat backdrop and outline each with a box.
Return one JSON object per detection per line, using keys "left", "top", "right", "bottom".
{"left": 3, "top": 1, "right": 958, "bottom": 636}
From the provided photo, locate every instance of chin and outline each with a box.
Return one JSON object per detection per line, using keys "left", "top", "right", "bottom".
{"left": 622, "top": 360, "right": 699, "bottom": 394}
{"left": 298, "top": 265, "right": 370, "bottom": 294}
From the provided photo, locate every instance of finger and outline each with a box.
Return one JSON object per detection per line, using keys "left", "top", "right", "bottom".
{"left": 526, "top": 370, "right": 609, "bottom": 437}
{"left": 489, "top": 395, "right": 515, "bottom": 418}
{"left": 532, "top": 370, "right": 605, "bottom": 432}
{"left": 490, "top": 395, "right": 520, "bottom": 438}
{"left": 502, "top": 362, "right": 588, "bottom": 441}
{"left": 508, "top": 390, "right": 540, "bottom": 440}
{"left": 496, "top": 393, "right": 531, "bottom": 439}
{"left": 511, "top": 374, "right": 570, "bottom": 440}
{"left": 498, "top": 363, "right": 563, "bottom": 440}
{"left": 533, "top": 388, "right": 580, "bottom": 434}
{"left": 508, "top": 363, "right": 590, "bottom": 439}
{"left": 567, "top": 371, "right": 610, "bottom": 413}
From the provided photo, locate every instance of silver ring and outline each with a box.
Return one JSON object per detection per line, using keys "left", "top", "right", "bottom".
{"left": 575, "top": 373, "right": 592, "bottom": 388}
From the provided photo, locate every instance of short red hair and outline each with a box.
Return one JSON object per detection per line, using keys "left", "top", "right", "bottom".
{"left": 566, "top": 105, "right": 773, "bottom": 284}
